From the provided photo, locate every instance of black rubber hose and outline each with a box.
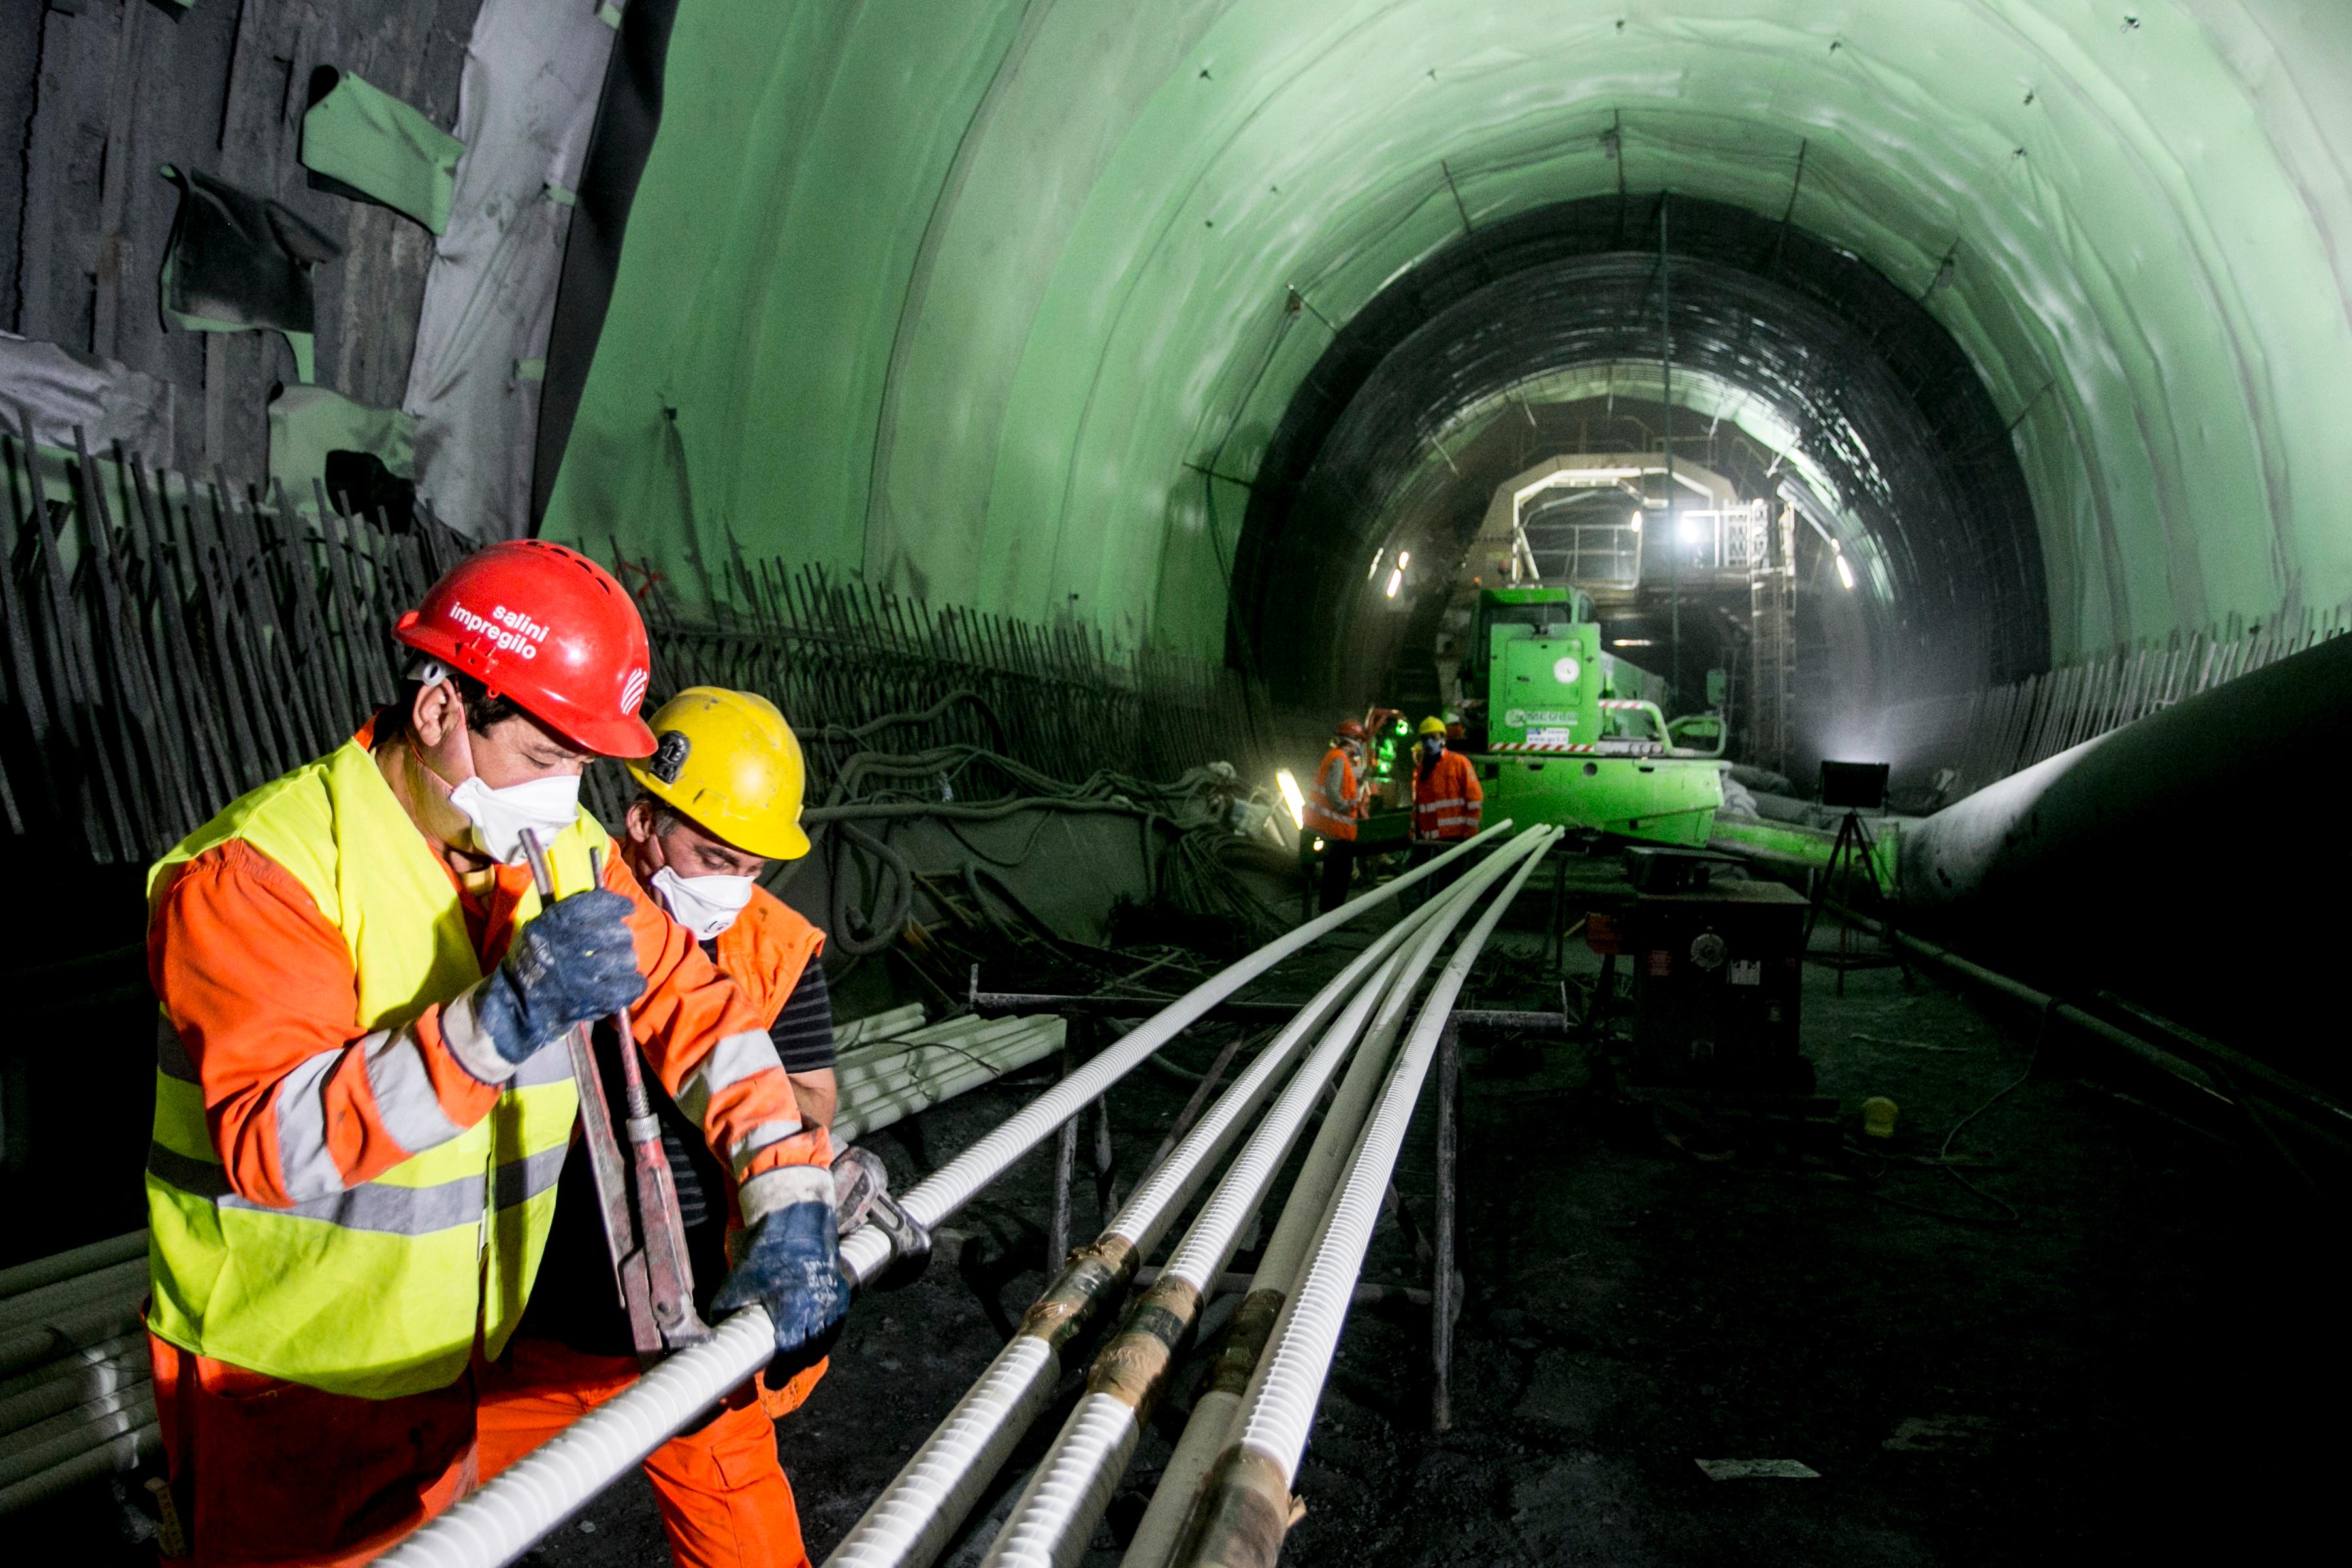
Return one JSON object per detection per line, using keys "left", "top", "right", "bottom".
{"left": 828, "top": 818, "right": 917, "bottom": 957}
{"left": 801, "top": 689, "right": 1010, "bottom": 757}
{"left": 961, "top": 862, "right": 1081, "bottom": 956}
{"left": 804, "top": 795, "right": 1187, "bottom": 829}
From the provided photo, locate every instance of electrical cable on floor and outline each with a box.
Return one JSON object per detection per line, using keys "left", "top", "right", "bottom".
{"left": 1837, "top": 999, "right": 2057, "bottom": 1228}
{"left": 787, "top": 741, "right": 1287, "bottom": 965}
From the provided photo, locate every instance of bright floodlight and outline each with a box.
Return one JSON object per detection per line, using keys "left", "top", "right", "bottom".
{"left": 1397, "top": 550, "right": 1410, "bottom": 568}
{"left": 1628, "top": 512, "right": 1643, "bottom": 532}
{"left": 1275, "top": 769, "right": 1306, "bottom": 830}
{"left": 1835, "top": 552, "right": 1857, "bottom": 591}
{"left": 1384, "top": 568, "right": 1403, "bottom": 598}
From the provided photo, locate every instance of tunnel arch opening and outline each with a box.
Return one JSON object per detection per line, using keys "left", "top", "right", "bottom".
{"left": 1229, "top": 195, "right": 2050, "bottom": 772}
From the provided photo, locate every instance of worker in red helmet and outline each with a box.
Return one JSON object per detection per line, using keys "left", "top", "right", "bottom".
{"left": 1301, "top": 716, "right": 1371, "bottom": 916}
{"left": 142, "top": 541, "right": 845, "bottom": 1568}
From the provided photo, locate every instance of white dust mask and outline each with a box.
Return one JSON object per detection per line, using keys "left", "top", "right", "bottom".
{"left": 445, "top": 773, "right": 583, "bottom": 865}
{"left": 650, "top": 865, "right": 758, "bottom": 940}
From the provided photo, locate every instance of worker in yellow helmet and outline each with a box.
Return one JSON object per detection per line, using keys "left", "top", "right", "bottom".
{"left": 477, "top": 687, "right": 841, "bottom": 1568}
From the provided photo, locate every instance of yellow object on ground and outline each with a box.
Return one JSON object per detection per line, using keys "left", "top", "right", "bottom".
{"left": 1861, "top": 1096, "right": 1900, "bottom": 1139}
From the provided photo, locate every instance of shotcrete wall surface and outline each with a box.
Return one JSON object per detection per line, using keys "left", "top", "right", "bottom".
{"left": 545, "top": 2, "right": 2352, "bottom": 678}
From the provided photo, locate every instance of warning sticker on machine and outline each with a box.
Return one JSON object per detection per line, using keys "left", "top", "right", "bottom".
{"left": 1729, "top": 959, "right": 1762, "bottom": 986}
{"left": 1528, "top": 728, "right": 1573, "bottom": 747}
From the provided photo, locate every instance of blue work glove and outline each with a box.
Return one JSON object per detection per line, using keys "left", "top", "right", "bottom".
{"left": 711, "top": 1200, "right": 851, "bottom": 1374}
{"left": 475, "top": 889, "right": 643, "bottom": 1066}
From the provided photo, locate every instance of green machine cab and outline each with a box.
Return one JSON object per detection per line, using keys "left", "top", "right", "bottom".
{"left": 1465, "top": 586, "right": 1722, "bottom": 846}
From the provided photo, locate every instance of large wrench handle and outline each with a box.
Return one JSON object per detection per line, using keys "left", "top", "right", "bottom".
{"left": 517, "top": 831, "right": 656, "bottom": 1349}
{"left": 587, "top": 847, "right": 713, "bottom": 1354}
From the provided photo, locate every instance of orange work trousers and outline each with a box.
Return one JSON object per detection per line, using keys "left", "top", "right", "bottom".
{"left": 149, "top": 1331, "right": 823, "bottom": 1568}
{"left": 477, "top": 1339, "right": 815, "bottom": 1568}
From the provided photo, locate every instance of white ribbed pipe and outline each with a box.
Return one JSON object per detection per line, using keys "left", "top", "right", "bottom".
{"left": 981, "top": 830, "right": 1555, "bottom": 1568}
{"left": 0, "top": 1360, "right": 148, "bottom": 1440}
{"left": 0, "top": 1418, "right": 155, "bottom": 1516}
{"left": 374, "top": 825, "right": 1513, "bottom": 1568}
{"left": 1227, "top": 832, "right": 1553, "bottom": 1492}
{"left": 834, "top": 1035, "right": 1067, "bottom": 1142}
{"left": 835, "top": 1016, "right": 1048, "bottom": 1081}
{"left": 823, "top": 848, "right": 1500, "bottom": 1568}
{"left": 832, "top": 1002, "right": 929, "bottom": 1052}
{"left": 0, "top": 1332, "right": 145, "bottom": 1407}
{"left": 968, "top": 949, "right": 1411, "bottom": 1568}
{"left": 0, "top": 1294, "right": 146, "bottom": 1379}
{"left": 0, "top": 1231, "right": 146, "bottom": 1300}
{"left": 0, "top": 1258, "right": 148, "bottom": 1332}
{"left": 1120, "top": 1388, "right": 1235, "bottom": 1568}
{"left": 0, "top": 1381, "right": 156, "bottom": 1490}
{"left": 1121, "top": 837, "right": 1540, "bottom": 1568}
{"left": 837, "top": 822, "right": 1509, "bottom": 1283}
{"left": 832, "top": 1020, "right": 1063, "bottom": 1091}
{"left": 1116, "top": 878, "right": 1490, "bottom": 1568}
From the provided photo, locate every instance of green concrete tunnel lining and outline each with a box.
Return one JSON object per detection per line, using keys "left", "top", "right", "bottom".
{"left": 541, "top": 1, "right": 2352, "bottom": 695}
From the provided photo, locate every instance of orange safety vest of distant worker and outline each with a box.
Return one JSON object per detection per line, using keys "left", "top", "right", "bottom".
{"left": 1303, "top": 745, "right": 1366, "bottom": 840}
{"left": 1413, "top": 748, "right": 1485, "bottom": 840}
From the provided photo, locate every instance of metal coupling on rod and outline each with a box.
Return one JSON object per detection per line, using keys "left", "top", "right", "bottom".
{"left": 862, "top": 1188, "right": 933, "bottom": 1292}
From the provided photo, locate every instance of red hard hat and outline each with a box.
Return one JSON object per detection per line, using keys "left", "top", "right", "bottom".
{"left": 1336, "top": 718, "right": 1366, "bottom": 741}
{"left": 393, "top": 540, "right": 657, "bottom": 758}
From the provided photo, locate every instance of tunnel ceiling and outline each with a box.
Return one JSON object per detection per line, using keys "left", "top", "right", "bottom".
{"left": 540, "top": 1, "right": 2352, "bottom": 685}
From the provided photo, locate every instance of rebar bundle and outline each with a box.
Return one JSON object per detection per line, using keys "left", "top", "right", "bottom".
{"left": 0, "top": 432, "right": 1248, "bottom": 865}
{"left": 0, "top": 428, "right": 474, "bottom": 864}
{"left": 616, "top": 551, "right": 1247, "bottom": 804}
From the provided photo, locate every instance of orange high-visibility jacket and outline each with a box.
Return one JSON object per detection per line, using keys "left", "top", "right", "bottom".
{"left": 1303, "top": 746, "right": 1365, "bottom": 841}
{"left": 712, "top": 886, "right": 824, "bottom": 1029}
{"left": 145, "top": 732, "right": 830, "bottom": 1398}
{"left": 700, "top": 882, "right": 835, "bottom": 1422}
{"left": 1413, "top": 748, "right": 1485, "bottom": 840}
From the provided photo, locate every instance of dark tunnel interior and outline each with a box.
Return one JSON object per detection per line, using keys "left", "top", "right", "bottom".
{"left": 1231, "top": 195, "right": 2050, "bottom": 773}
{"left": 5, "top": 5, "right": 2350, "bottom": 1564}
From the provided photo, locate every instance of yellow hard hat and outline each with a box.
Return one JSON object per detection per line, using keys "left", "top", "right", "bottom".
{"left": 627, "top": 687, "right": 811, "bottom": 860}
{"left": 1417, "top": 716, "right": 1448, "bottom": 737}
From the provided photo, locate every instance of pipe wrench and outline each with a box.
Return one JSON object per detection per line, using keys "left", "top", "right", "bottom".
{"left": 519, "top": 831, "right": 713, "bottom": 1361}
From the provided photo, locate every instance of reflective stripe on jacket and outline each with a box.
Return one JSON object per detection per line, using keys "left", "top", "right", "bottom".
{"left": 1302, "top": 746, "right": 1362, "bottom": 841}
{"left": 144, "top": 737, "right": 825, "bottom": 1399}
{"left": 1413, "top": 748, "right": 1485, "bottom": 840}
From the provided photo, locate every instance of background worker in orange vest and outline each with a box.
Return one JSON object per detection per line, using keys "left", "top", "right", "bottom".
{"left": 1301, "top": 717, "right": 1370, "bottom": 915}
{"left": 1410, "top": 714, "right": 1484, "bottom": 895}
{"left": 479, "top": 686, "right": 841, "bottom": 1568}
{"left": 142, "top": 543, "right": 846, "bottom": 1568}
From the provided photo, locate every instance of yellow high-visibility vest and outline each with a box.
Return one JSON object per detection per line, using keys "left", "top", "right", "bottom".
{"left": 144, "top": 739, "right": 600, "bottom": 1398}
